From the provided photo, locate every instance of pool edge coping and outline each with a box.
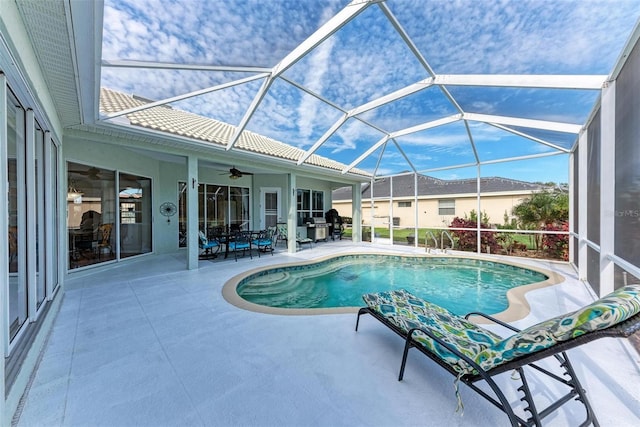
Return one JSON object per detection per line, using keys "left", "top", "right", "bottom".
{"left": 221, "top": 252, "right": 565, "bottom": 322}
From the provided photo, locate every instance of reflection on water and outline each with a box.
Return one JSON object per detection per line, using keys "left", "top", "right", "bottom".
{"left": 238, "top": 255, "right": 547, "bottom": 315}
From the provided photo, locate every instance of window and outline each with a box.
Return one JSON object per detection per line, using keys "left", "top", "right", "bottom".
{"left": 297, "top": 189, "right": 324, "bottom": 225}
{"left": 119, "top": 173, "right": 152, "bottom": 259}
{"left": 398, "top": 201, "right": 412, "bottom": 208}
{"left": 190, "top": 182, "right": 250, "bottom": 240}
{"left": 312, "top": 190, "right": 324, "bottom": 218}
{"left": 438, "top": 199, "right": 455, "bottom": 216}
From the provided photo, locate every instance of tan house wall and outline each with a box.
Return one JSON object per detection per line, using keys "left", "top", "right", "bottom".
{"left": 333, "top": 193, "right": 530, "bottom": 229}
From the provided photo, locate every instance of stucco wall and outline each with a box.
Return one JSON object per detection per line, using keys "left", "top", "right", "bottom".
{"left": 334, "top": 193, "right": 529, "bottom": 228}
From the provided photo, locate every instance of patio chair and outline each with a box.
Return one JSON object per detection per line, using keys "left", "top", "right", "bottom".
{"left": 276, "top": 223, "right": 288, "bottom": 247}
{"left": 94, "top": 223, "right": 113, "bottom": 259}
{"left": 227, "top": 230, "right": 253, "bottom": 261}
{"left": 198, "top": 230, "right": 220, "bottom": 259}
{"left": 355, "top": 285, "right": 640, "bottom": 427}
{"left": 296, "top": 232, "right": 313, "bottom": 250}
{"left": 252, "top": 228, "right": 276, "bottom": 256}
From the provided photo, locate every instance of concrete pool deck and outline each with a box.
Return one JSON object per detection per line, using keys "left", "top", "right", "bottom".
{"left": 14, "top": 241, "right": 640, "bottom": 426}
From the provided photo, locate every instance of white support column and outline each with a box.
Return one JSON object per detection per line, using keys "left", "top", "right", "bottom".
{"left": 568, "top": 150, "right": 576, "bottom": 267}
{"left": 578, "top": 129, "right": 588, "bottom": 281}
{"left": 389, "top": 176, "right": 394, "bottom": 245}
{"left": 187, "top": 156, "right": 199, "bottom": 270}
{"left": 476, "top": 165, "right": 482, "bottom": 254}
{"left": 600, "top": 81, "right": 616, "bottom": 296}
{"left": 352, "top": 183, "right": 362, "bottom": 243}
{"left": 413, "top": 173, "right": 418, "bottom": 246}
{"left": 369, "top": 179, "right": 375, "bottom": 242}
{"left": 287, "top": 173, "right": 297, "bottom": 253}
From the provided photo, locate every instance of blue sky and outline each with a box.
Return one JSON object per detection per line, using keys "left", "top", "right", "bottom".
{"left": 100, "top": 0, "right": 640, "bottom": 184}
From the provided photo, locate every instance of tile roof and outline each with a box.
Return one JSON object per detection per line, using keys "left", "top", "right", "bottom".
{"left": 99, "top": 88, "right": 370, "bottom": 177}
{"left": 332, "top": 174, "right": 546, "bottom": 200}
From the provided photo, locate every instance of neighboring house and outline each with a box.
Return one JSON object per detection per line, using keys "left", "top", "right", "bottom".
{"left": 332, "top": 174, "right": 546, "bottom": 228}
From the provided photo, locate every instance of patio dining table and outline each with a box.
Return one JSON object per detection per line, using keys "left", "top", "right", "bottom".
{"left": 211, "top": 230, "right": 262, "bottom": 259}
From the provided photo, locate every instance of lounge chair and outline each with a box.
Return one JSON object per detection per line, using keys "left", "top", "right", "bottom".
{"left": 355, "top": 285, "right": 640, "bottom": 427}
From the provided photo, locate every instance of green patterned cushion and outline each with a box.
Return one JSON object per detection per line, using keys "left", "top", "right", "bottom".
{"left": 474, "top": 285, "right": 640, "bottom": 371}
{"left": 363, "top": 290, "right": 503, "bottom": 374}
{"left": 552, "top": 285, "right": 640, "bottom": 340}
{"left": 473, "top": 315, "right": 563, "bottom": 371}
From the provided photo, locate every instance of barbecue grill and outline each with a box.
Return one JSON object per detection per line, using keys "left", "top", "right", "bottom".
{"left": 306, "top": 217, "right": 328, "bottom": 242}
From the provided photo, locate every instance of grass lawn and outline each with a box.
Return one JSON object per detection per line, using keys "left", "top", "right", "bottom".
{"left": 344, "top": 227, "right": 539, "bottom": 250}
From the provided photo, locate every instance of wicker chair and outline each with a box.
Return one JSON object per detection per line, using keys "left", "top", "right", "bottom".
{"left": 355, "top": 286, "right": 640, "bottom": 427}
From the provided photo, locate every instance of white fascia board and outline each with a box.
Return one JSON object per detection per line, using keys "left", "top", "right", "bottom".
{"left": 298, "top": 113, "right": 348, "bottom": 165}
{"left": 434, "top": 74, "right": 606, "bottom": 89}
{"left": 101, "top": 59, "right": 272, "bottom": 74}
{"left": 464, "top": 112, "right": 582, "bottom": 134}
{"left": 271, "top": 0, "right": 373, "bottom": 77}
{"left": 390, "top": 114, "right": 462, "bottom": 138}
{"left": 343, "top": 135, "right": 389, "bottom": 174}
{"left": 348, "top": 78, "right": 433, "bottom": 117}
{"left": 102, "top": 73, "right": 268, "bottom": 120}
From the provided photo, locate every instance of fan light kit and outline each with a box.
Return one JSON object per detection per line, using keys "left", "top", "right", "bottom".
{"left": 226, "top": 167, "right": 253, "bottom": 179}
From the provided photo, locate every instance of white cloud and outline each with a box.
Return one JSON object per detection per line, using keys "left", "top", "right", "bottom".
{"left": 100, "top": 0, "right": 639, "bottom": 171}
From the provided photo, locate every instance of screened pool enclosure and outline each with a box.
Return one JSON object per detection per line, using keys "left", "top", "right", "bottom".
{"left": 2, "top": 1, "right": 640, "bottom": 423}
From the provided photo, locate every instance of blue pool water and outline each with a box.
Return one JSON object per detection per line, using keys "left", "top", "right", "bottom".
{"left": 236, "top": 254, "right": 548, "bottom": 315}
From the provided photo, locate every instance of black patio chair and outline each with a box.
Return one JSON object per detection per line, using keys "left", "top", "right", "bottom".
{"left": 227, "top": 230, "right": 252, "bottom": 261}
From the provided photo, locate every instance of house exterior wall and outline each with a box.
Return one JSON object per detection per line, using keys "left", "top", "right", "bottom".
{"left": 333, "top": 192, "right": 531, "bottom": 229}
{"left": 1, "top": 4, "right": 63, "bottom": 424}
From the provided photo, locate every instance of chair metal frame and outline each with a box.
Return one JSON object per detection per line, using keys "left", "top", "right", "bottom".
{"left": 252, "top": 229, "right": 275, "bottom": 256}
{"left": 356, "top": 304, "right": 640, "bottom": 427}
{"left": 198, "top": 230, "right": 221, "bottom": 259}
{"left": 228, "top": 230, "right": 253, "bottom": 261}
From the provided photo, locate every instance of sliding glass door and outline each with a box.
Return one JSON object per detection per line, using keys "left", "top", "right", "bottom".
{"left": 67, "top": 162, "right": 116, "bottom": 269}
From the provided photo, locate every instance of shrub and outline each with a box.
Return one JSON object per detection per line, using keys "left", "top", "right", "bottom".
{"left": 449, "top": 217, "right": 501, "bottom": 254}
{"left": 542, "top": 221, "right": 569, "bottom": 261}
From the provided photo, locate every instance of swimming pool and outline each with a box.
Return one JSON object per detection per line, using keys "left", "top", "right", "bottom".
{"left": 224, "top": 254, "right": 561, "bottom": 318}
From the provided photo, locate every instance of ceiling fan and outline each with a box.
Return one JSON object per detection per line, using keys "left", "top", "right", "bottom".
{"left": 225, "top": 167, "right": 253, "bottom": 179}
{"left": 69, "top": 166, "right": 101, "bottom": 180}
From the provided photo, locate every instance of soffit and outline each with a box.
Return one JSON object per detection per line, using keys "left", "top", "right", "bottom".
{"left": 15, "top": 0, "right": 81, "bottom": 127}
